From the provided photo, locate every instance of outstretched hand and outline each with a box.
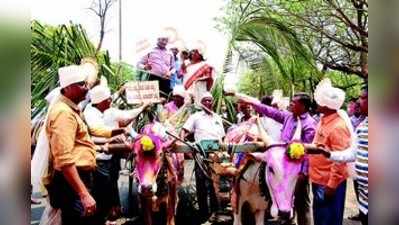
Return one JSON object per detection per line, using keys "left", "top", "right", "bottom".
{"left": 118, "top": 83, "right": 127, "bottom": 94}
{"left": 142, "top": 100, "right": 152, "bottom": 109}
{"left": 245, "top": 153, "right": 255, "bottom": 161}
{"left": 304, "top": 144, "right": 330, "bottom": 158}
{"left": 235, "top": 93, "right": 261, "bottom": 105}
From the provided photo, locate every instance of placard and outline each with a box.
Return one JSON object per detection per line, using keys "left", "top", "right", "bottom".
{"left": 125, "top": 81, "right": 160, "bottom": 104}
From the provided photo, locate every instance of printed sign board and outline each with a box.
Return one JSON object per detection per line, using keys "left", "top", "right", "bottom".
{"left": 125, "top": 81, "right": 160, "bottom": 104}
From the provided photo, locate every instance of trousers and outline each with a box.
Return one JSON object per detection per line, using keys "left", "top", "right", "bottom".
{"left": 47, "top": 170, "right": 98, "bottom": 225}
{"left": 312, "top": 181, "right": 347, "bottom": 225}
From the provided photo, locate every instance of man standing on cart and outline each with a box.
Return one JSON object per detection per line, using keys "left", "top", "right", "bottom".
{"left": 180, "top": 92, "right": 226, "bottom": 223}
{"left": 137, "top": 33, "right": 176, "bottom": 97}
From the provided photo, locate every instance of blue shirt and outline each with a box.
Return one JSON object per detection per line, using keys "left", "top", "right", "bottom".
{"left": 170, "top": 58, "right": 182, "bottom": 89}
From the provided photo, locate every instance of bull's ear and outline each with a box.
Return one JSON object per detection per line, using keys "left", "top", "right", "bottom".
{"left": 250, "top": 152, "right": 268, "bottom": 162}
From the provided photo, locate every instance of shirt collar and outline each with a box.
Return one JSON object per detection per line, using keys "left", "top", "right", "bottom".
{"left": 321, "top": 112, "right": 339, "bottom": 125}
{"left": 59, "top": 95, "right": 80, "bottom": 112}
{"left": 201, "top": 110, "right": 215, "bottom": 118}
{"left": 155, "top": 46, "right": 167, "bottom": 52}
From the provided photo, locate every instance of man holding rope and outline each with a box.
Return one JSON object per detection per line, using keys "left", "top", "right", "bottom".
{"left": 179, "top": 92, "right": 226, "bottom": 223}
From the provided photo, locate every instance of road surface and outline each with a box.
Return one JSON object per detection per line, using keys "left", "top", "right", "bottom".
{"left": 31, "top": 160, "right": 361, "bottom": 225}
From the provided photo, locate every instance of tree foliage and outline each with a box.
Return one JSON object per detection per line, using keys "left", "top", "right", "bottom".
{"left": 269, "top": 0, "right": 369, "bottom": 79}
{"left": 216, "top": 0, "right": 367, "bottom": 99}
{"left": 31, "top": 20, "right": 134, "bottom": 118}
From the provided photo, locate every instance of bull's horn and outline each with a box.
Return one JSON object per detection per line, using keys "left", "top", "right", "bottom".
{"left": 293, "top": 117, "right": 302, "bottom": 141}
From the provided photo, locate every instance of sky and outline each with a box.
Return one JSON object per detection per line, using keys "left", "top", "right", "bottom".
{"left": 31, "top": 0, "right": 229, "bottom": 71}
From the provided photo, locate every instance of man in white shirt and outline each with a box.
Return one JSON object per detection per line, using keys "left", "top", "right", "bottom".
{"left": 83, "top": 85, "right": 147, "bottom": 223}
{"left": 179, "top": 92, "right": 226, "bottom": 222}
{"left": 180, "top": 92, "right": 225, "bottom": 142}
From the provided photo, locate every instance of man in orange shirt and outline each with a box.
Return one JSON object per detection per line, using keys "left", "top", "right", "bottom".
{"left": 308, "top": 78, "right": 353, "bottom": 225}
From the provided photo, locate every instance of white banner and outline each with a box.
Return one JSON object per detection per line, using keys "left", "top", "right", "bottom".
{"left": 125, "top": 81, "right": 160, "bottom": 104}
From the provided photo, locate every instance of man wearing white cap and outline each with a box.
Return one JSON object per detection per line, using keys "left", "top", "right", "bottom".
{"left": 306, "top": 86, "right": 368, "bottom": 225}
{"left": 137, "top": 34, "right": 175, "bottom": 97}
{"left": 237, "top": 90, "right": 316, "bottom": 225}
{"left": 180, "top": 92, "right": 224, "bottom": 143}
{"left": 84, "top": 83, "right": 149, "bottom": 136}
{"left": 160, "top": 85, "right": 187, "bottom": 182}
{"left": 161, "top": 85, "right": 186, "bottom": 120}
{"left": 308, "top": 78, "right": 353, "bottom": 225}
{"left": 180, "top": 92, "right": 225, "bottom": 221}
{"left": 44, "top": 65, "right": 97, "bottom": 225}
{"left": 84, "top": 85, "right": 127, "bottom": 139}
{"left": 83, "top": 84, "right": 149, "bottom": 223}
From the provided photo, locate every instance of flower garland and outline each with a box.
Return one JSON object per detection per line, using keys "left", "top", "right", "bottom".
{"left": 141, "top": 135, "right": 155, "bottom": 152}
{"left": 286, "top": 141, "right": 305, "bottom": 160}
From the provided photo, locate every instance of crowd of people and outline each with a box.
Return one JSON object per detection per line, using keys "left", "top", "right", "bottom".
{"left": 31, "top": 34, "right": 368, "bottom": 225}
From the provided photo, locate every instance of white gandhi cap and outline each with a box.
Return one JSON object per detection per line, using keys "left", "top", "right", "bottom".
{"left": 58, "top": 65, "right": 88, "bottom": 88}
{"left": 89, "top": 85, "right": 111, "bottom": 104}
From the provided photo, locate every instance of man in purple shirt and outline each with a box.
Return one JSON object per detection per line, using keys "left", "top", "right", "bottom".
{"left": 137, "top": 35, "right": 175, "bottom": 97}
{"left": 239, "top": 92, "right": 316, "bottom": 225}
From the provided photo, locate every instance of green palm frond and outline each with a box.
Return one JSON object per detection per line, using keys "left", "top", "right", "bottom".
{"left": 31, "top": 20, "right": 134, "bottom": 118}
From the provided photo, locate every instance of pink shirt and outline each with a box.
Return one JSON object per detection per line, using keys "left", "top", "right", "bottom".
{"left": 138, "top": 47, "right": 175, "bottom": 78}
{"left": 164, "top": 101, "right": 178, "bottom": 114}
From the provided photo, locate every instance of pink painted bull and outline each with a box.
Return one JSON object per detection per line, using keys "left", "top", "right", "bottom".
{"left": 133, "top": 130, "right": 178, "bottom": 225}
{"left": 234, "top": 117, "right": 305, "bottom": 225}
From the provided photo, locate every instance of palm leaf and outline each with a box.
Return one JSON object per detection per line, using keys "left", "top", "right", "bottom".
{"left": 31, "top": 20, "right": 131, "bottom": 118}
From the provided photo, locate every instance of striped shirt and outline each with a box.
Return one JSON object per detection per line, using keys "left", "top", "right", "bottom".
{"left": 329, "top": 116, "right": 368, "bottom": 214}
{"left": 355, "top": 117, "right": 368, "bottom": 214}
